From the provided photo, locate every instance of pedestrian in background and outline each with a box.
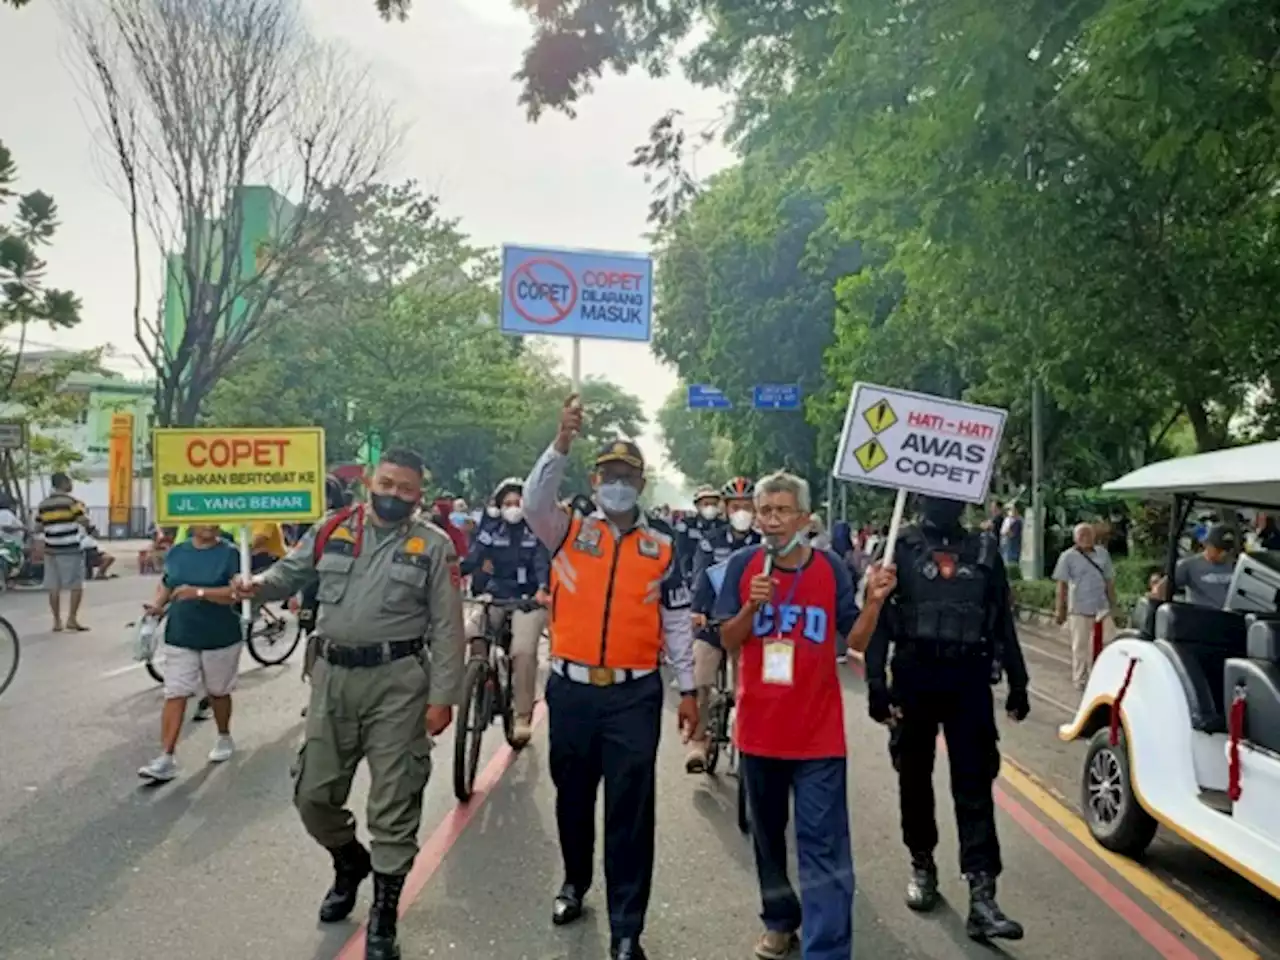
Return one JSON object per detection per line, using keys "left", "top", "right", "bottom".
{"left": 237, "top": 448, "right": 465, "bottom": 960}
{"left": 524, "top": 395, "right": 697, "bottom": 960}
{"left": 1053, "top": 522, "right": 1117, "bottom": 690}
{"left": 35, "top": 472, "right": 90, "bottom": 632}
{"left": 138, "top": 524, "right": 243, "bottom": 783}
{"left": 716, "top": 471, "right": 896, "bottom": 960}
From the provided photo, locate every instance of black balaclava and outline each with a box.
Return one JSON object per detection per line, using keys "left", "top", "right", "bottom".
{"left": 918, "top": 495, "right": 966, "bottom": 532}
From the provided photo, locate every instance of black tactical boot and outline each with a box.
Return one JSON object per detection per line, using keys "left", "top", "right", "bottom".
{"left": 318, "top": 840, "right": 371, "bottom": 923}
{"left": 905, "top": 852, "right": 940, "bottom": 912}
{"left": 965, "top": 873, "right": 1024, "bottom": 941}
{"left": 366, "top": 872, "right": 406, "bottom": 960}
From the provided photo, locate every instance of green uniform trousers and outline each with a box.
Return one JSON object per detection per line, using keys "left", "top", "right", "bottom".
{"left": 293, "top": 653, "right": 433, "bottom": 876}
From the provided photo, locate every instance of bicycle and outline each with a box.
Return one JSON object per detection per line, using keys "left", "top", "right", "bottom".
{"left": 243, "top": 602, "right": 303, "bottom": 667}
{"left": 0, "top": 614, "right": 19, "bottom": 699}
{"left": 700, "top": 640, "right": 749, "bottom": 833}
{"left": 453, "top": 595, "right": 541, "bottom": 802}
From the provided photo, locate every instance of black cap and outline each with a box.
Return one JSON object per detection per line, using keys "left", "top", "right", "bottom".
{"left": 1204, "top": 524, "right": 1236, "bottom": 550}
{"left": 594, "top": 439, "right": 645, "bottom": 471}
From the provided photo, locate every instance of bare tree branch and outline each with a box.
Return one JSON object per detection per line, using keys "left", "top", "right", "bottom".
{"left": 66, "top": 0, "right": 398, "bottom": 425}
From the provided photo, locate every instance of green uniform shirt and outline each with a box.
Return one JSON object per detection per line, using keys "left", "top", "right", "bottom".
{"left": 163, "top": 540, "right": 243, "bottom": 651}
{"left": 257, "top": 506, "right": 466, "bottom": 705}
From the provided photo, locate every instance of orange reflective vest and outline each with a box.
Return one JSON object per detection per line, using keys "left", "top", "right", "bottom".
{"left": 549, "top": 511, "right": 677, "bottom": 670}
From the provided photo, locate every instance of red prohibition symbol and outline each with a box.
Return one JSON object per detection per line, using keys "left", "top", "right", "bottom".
{"left": 509, "top": 258, "right": 579, "bottom": 325}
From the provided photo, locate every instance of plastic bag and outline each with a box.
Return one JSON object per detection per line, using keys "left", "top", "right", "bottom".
{"left": 134, "top": 614, "right": 162, "bottom": 662}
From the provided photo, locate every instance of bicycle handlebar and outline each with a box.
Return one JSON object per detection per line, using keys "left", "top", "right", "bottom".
{"left": 469, "top": 594, "right": 544, "bottom": 613}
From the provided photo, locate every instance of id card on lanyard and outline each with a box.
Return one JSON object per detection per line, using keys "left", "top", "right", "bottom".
{"left": 762, "top": 564, "right": 804, "bottom": 686}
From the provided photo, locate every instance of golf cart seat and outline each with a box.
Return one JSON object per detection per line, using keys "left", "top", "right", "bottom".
{"left": 1154, "top": 603, "right": 1249, "bottom": 734}
{"left": 1223, "top": 620, "right": 1280, "bottom": 755}
{"left": 1129, "top": 596, "right": 1159, "bottom": 639}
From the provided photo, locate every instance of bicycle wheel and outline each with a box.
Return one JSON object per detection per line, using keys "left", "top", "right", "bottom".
{"left": 497, "top": 653, "right": 521, "bottom": 750}
{"left": 704, "top": 692, "right": 723, "bottom": 774}
{"left": 453, "top": 659, "right": 489, "bottom": 802}
{"left": 245, "top": 611, "right": 301, "bottom": 666}
{"left": 0, "top": 615, "right": 18, "bottom": 698}
{"left": 737, "top": 765, "right": 750, "bottom": 834}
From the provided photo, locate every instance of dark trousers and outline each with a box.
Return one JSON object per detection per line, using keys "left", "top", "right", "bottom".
{"left": 741, "top": 754, "right": 854, "bottom": 960}
{"left": 546, "top": 670, "right": 663, "bottom": 940}
{"left": 891, "top": 677, "right": 1003, "bottom": 876}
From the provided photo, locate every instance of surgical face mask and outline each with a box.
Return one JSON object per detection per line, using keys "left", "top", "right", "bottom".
{"left": 597, "top": 481, "right": 639, "bottom": 515}
{"left": 766, "top": 529, "right": 806, "bottom": 556}
{"left": 729, "top": 509, "right": 754, "bottom": 533}
{"left": 485, "top": 505, "right": 500, "bottom": 519}
{"left": 502, "top": 505, "right": 524, "bottom": 525}
{"left": 450, "top": 511, "right": 468, "bottom": 528}
{"left": 371, "top": 493, "right": 415, "bottom": 524}
{"left": 698, "top": 504, "right": 720, "bottom": 522}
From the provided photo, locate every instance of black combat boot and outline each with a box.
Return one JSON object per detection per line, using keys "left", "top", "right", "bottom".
{"left": 905, "top": 852, "right": 940, "bottom": 912}
{"left": 318, "top": 840, "right": 371, "bottom": 923}
{"left": 365, "top": 872, "right": 406, "bottom": 960}
{"left": 965, "top": 873, "right": 1024, "bottom": 941}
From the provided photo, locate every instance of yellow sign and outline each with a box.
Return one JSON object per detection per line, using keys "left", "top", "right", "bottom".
{"left": 863, "top": 398, "right": 898, "bottom": 434}
{"left": 853, "top": 438, "right": 888, "bottom": 472}
{"left": 108, "top": 413, "right": 134, "bottom": 527}
{"left": 153, "top": 427, "right": 326, "bottom": 525}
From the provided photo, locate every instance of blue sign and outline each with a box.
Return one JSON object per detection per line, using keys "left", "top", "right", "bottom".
{"left": 688, "top": 384, "right": 733, "bottom": 410}
{"left": 500, "top": 244, "right": 653, "bottom": 343}
{"left": 753, "top": 384, "right": 801, "bottom": 410}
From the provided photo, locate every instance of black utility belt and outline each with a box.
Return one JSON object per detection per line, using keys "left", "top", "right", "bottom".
{"left": 318, "top": 637, "right": 424, "bottom": 668}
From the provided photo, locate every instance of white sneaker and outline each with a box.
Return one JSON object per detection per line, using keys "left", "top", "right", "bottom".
{"left": 837, "top": 654, "right": 849, "bottom": 665}
{"left": 138, "top": 753, "right": 177, "bottom": 783}
{"left": 208, "top": 735, "right": 235, "bottom": 763}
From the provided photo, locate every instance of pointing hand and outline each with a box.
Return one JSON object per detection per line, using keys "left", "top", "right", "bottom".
{"left": 555, "top": 394, "right": 584, "bottom": 454}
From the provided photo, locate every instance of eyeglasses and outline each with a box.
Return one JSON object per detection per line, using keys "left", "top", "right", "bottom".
{"left": 756, "top": 506, "right": 800, "bottom": 521}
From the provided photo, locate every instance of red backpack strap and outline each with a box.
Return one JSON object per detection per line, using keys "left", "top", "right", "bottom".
{"left": 313, "top": 506, "right": 357, "bottom": 562}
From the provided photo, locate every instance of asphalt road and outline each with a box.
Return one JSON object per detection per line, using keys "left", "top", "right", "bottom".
{"left": 0, "top": 572, "right": 1275, "bottom": 960}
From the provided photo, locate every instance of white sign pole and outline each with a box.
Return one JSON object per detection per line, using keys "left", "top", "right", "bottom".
{"left": 571, "top": 336, "right": 582, "bottom": 394}
{"left": 239, "top": 524, "right": 252, "bottom": 624}
{"left": 882, "top": 488, "right": 908, "bottom": 565}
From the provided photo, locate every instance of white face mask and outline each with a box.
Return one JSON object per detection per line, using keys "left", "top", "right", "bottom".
{"left": 729, "top": 509, "right": 754, "bottom": 533}
{"left": 501, "top": 505, "right": 524, "bottom": 526}
{"left": 698, "top": 504, "right": 720, "bottom": 521}
{"left": 485, "top": 505, "right": 500, "bottom": 519}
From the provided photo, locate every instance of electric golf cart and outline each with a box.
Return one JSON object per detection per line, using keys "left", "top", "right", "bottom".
{"left": 1059, "top": 441, "right": 1280, "bottom": 901}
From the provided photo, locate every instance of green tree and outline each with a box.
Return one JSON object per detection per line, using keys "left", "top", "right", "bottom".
{"left": 0, "top": 141, "right": 98, "bottom": 507}
{"left": 656, "top": 386, "right": 735, "bottom": 485}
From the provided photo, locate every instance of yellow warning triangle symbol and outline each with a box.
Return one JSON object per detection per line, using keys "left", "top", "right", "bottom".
{"left": 863, "top": 399, "right": 898, "bottom": 434}
{"left": 853, "top": 438, "right": 888, "bottom": 472}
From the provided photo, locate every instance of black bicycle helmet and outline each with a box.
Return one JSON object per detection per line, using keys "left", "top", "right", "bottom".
{"left": 721, "top": 476, "right": 755, "bottom": 499}
{"left": 324, "top": 474, "right": 345, "bottom": 511}
{"left": 492, "top": 476, "right": 524, "bottom": 507}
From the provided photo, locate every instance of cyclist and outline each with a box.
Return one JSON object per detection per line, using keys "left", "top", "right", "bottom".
{"left": 686, "top": 476, "right": 762, "bottom": 772}
{"left": 459, "top": 476, "right": 551, "bottom": 745}
{"left": 674, "top": 484, "right": 724, "bottom": 584}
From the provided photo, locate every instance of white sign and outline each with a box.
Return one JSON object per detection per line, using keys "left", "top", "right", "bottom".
{"left": 833, "top": 383, "right": 1007, "bottom": 504}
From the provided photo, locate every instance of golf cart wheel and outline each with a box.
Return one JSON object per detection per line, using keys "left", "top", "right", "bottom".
{"left": 1082, "top": 727, "right": 1158, "bottom": 856}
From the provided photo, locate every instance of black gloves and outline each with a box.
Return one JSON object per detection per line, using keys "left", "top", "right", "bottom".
{"left": 1006, "top": 687, "right": 1030, "bottom": 722}
{"left": 868, "top": 680, "right": 895, "bottom": 724}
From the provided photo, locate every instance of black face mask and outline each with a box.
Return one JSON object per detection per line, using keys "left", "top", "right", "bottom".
{"left": 370, "top": 494, "right": 415, "bottom": 524}
{"left": 919, "top": 497, "right": 965, "bottom": 531}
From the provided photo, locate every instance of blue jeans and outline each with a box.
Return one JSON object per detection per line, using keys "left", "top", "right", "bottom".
{"left": 741, "top": 754, "right": 855, "bottom": 959}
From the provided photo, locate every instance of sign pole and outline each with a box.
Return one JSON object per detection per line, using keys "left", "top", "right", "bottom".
{"left": 239, "top": 524, "right": 252, "bottom": 625}
{"left": 571, "top": 336, "right": 582, "bottom": 394}
{"left": 882, "top": 488, "right": 908, "bottom": 564}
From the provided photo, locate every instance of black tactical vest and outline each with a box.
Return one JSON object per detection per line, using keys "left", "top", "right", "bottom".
{"left": 897, "top": 526, "right": 995, "bottom": 648}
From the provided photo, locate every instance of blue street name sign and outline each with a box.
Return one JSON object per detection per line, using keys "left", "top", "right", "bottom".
{"left": 752, "top": 384, "right": 802, "bottom": 410}
{"left": 688, "top": 384, "right": 733, "bottom": 410}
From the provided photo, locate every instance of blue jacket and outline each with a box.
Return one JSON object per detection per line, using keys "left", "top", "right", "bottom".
{"left": 459, "top": 519, "right": 550, "bottom": 600}
{"left": 675, "top": 515, "right": 726, "bottom": 584}
{"left": 692, "top": 525, "right": 763, "bottom": 585}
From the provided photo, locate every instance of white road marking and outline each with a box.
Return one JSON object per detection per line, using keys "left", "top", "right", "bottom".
{"left": 100, "top": 662, "right": 148, "bottom": 678}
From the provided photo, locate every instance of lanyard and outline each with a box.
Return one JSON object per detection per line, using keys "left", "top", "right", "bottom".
{"left": 772, "top": 559, "right": 805, "bottom": 615}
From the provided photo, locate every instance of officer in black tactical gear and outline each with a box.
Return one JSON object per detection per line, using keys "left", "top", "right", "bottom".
{"left": 864, "top": 494, "right": 1031, "bottom": 942}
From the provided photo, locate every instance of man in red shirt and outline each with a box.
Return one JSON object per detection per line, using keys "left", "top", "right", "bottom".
{"left": 716, "top": 471, "right": 896, "bottom": 960}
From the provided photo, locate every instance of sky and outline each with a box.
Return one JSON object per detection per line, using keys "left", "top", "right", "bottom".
{"left": 0, "top": 0, "right": 734, "bottom": 488}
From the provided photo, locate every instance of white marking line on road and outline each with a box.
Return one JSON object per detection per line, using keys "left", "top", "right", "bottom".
{"left": 101, "top": 662, "right": 148, "bottom": 678}
{"left": 1022, "top": 640, "right": 1071, "bottom": 666}
{"left": 1028, "top": 684, "right": 1077, "bottom": 716}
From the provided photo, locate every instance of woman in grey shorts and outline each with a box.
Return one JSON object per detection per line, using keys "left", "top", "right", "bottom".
{"left": 139, "top": 524, "right": 244, "bottom": 783}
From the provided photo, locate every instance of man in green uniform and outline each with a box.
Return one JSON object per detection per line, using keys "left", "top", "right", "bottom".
{"left": 236, "top": 448, "right": 465, "bottom": 960}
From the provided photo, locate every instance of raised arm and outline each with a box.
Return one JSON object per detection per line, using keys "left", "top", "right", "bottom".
{"left": 524, "top": 396, "right": 583, "bottom": 553}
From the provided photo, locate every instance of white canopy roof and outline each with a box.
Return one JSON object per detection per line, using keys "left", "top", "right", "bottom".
{"left": 1103, "top": 441, "right": 1280, "bottom": 507}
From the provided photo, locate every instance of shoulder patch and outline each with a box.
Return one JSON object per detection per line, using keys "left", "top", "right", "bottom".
{"left": 403, "top": 536, "right": 426, "bottom": 555}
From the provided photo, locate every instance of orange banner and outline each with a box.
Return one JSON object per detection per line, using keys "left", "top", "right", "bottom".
{"left": 108, "top": 413, "right": 134, "bottom": 527}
